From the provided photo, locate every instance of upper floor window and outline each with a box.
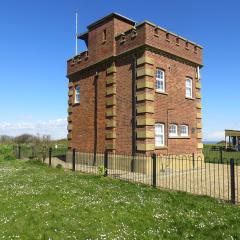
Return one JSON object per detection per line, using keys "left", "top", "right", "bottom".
{"left": 75, "top": 85, "right": 80, "bottom": 104}
{"left": 156, "top": 69, "right": 165, "bottom": 92}
{"left": 169, "top": 124, "right": 178, "bottom": 137}
{"left": 185, "top": 78, "right": 193, "bottom": 98}
{"left": 155, "top": 123, "right": 165, "bottom": 147}
{"left": 103, "top": 29, "right": 107, "bottom": 42}
{"left": 166, "top": 33, "right": 170, "bottom": 40}
{"left": 180, "top": 125, "right": 189, "bottom": 137}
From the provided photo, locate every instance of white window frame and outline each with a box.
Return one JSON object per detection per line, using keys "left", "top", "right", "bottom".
{"left": 180, "top": 125, "right": 189, "bottom": 137}
{"left": 74, "top": 85, "right": 80, "bottom": 104}
{"left": 156, "top": 69, "right": 165, "bottom": 92}
{"left": 169, "top": 124, "right": 178, "bottom": 137}
{"left": 186, "top": 78, "right": 193, "bottom": 98}
{"left": 155, "top": 123, "right": 165, "bottom": 147}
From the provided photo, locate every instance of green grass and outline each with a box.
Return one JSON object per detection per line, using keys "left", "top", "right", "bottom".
{"left": 1, "top": 152, "right": 240, "bottom": 239}
{"left": 204, "top": 144, "right": 240, "bottom": 164}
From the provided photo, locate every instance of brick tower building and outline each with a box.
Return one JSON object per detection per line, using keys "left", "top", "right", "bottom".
{"left": 67, "top": 13, "right": 203, "bottom": 155}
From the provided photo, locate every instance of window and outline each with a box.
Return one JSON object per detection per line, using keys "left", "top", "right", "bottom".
{"left": 166, "top": 33, "right": 170, "bottom": 40}
{"left": 103, "top": 29, "right": 107, "bottom": 42}
{"left": 154, "top": 27, "right": 159, "bottom": 36}
{"left": 75, "top": 85, "right": 80, "bottom": 104}
{"left": 176, "top": 37, "right": 180, "bottom": 45}
{"left": 186, "top": 78, "right": 193, "bottom": 98}
{"left": 156, "top": 69, "right": 165, "bottom": 92}
{"left": 155, "top": 123, "right": 165, "bottom": 147}
{"left": 180, "top": 125, "right": 189, "bottom": 137}
{"left": 169, "top": 124, "right": 178, "bottom": 137}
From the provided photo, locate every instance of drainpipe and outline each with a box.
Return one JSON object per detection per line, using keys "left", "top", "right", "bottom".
{"left": 131, "top": 55, "right": 137, "bottom": 170}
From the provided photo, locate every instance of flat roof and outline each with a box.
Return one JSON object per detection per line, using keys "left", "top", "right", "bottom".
{"left": 225, "top": 129, "right": 240, "bottom": 137}
{"left": 87, "top": 12, "right": 135, "bottom": 30}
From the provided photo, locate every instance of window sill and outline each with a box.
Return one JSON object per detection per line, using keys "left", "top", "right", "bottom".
{"left": 154, "top": 34, "right": 159, "bottom": 38}
{"left": 155, "top": 90, "right": 168, "bottom": 95}
{"left": 168, "top": 136, "right": 190, "bottom": 139}
{"left": 155, "top": 146, "right": 168, "bottom": 149}
{"left": 185, "top": 97, "right": 195, "bottom": 100}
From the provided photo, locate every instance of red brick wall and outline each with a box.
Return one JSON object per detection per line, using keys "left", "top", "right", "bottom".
{"left": 67, "top": 14, "right": 203, "bottom": 155}
{"left": 145, "top": 50, "right": 199, "bottom": 154}
{"left": 69, "top": 66, "right": 107, "bottom": 152}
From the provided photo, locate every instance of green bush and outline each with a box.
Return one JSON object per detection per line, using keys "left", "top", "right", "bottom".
{"left": 0, "top": 145, "right": 15, "bottom": 161}
{"left": 97, "top": 165, "right": 106, "bottom": 177}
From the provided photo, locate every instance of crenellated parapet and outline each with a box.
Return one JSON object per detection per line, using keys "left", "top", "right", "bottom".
{"left": 115, "top": 21, "right": 202, "bottom": 67}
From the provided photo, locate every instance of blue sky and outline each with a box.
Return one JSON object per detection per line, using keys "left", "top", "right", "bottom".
{"left": 0, "top": 0, "right": 240, "bottom": 140}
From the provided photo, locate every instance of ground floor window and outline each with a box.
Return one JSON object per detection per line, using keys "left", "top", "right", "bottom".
{"left": 169, "top": 124, "right": 178, "bottom": 137}
{"left": 155, "top": 123, "right": 165, "bottom": 147}
{"left": 180, "top": 125, "right": 189, "bottom": 137}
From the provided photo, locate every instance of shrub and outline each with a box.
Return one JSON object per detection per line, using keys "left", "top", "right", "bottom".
{"left": 97, "top": 165, "right": 106, "bottom": 177}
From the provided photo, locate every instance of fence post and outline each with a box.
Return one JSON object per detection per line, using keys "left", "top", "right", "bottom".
{"left": 230, "top": 158, "right": 236, "bottom": 204}
{"left": 104, "top": 151, "right": 108, "bottom": 177}
{"left": 72, "top": 148, "right": 76, "bottom": 171}
{"left": 152, "top": 153, "right": 157, "bottom": 187}
{"left": 18, "top": 145, "right": 21, "bottom": 159}
{"left": 49, "top": 148, "right": 52, "bottom": 166}
{"left": 192, "top": 153, "right": 195, "bottom": 168}
{"left": 220, "top": 148, "right": 223, "bottom": 163}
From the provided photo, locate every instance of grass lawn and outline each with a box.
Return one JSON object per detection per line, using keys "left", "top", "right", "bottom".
{"left": 204, "top": 145, "right": 240, "bottom": 164}
{"left": 1, "top": 155, "right": 240, "bottom": 239}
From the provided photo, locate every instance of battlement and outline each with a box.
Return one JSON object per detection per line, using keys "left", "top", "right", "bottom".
{"left": 67, "top": 13, "right": 203, "bottom": 76}
{"left": 115, "top": 21, "right": 202, "bottom": 66}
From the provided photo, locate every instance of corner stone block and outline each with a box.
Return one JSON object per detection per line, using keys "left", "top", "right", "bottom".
{"left": 106, "top": 108, "right": 116, "bottom": 117}
{"left": 137, "top": 67, "right": 154, "bottom": 77}
{"left": 68, "top": 107, "right": 73, "bottom": 113}
{"left": 106, "top": 119, "right": 116, "bottom": 128}
{"left": 196, "top": 103, "right": 202, "bottom": 109}
{"left": 105, "top": 131, "right": 116, "bottom": 139}
{"left": 106, "top": 85, "right": 116, "bottom": 95}
{"left": 137, "top": 104, "right": 154, "bottom": 114}
{"left": 68, "top": 90, "right": 73, "bottom": 96}
{"left": 136, "top": 81, "right": 154, "bottom": 89}
{"left": 197, "top": 122, "right": 202, "bottom": 129}
{"left": 196, "top": 82, "right": 201, "bottom": 89}
{"left": 67, "top": 124, "right": 72, "bottom": 131}
{"left": 137, "top": 143, "right": 155, "bottom": 151}
{"left": 196, "top": 112, "right": 202, "bottom": 119}
{"left": 137, "top": 56, "right": 154, "bottom": 66}
{"left": 136, "top": 92, "right": 154, "bottom": 101}
{"left": 106, "top": 76, "right": 115, "bottom": 85}
{"left": 196, "top": 92, "right": 202, "bottom": 99}
{"left": 107, "top": 65, "right": 117, "bottom": 75}
{"left": 136, "top": 117, "right": 155, "bottom": 126}
{"left": 106, "top": 97, "right": 116, "bottom": 106}
{"left": 136, "top": 130, "right": 154, "bottom": 139}
{"left": 197, "top": 132, "right": 202, "bottom": 139}
{"left": 197, "top": 143, "right": 203, "bottom": 149}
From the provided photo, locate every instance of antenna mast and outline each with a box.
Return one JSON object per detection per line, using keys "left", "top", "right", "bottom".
{"left": 75, "top": 11, "right": 78, "bottom": 55}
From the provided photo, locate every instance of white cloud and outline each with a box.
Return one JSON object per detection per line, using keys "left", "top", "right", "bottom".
{"left": 203, "top": 130, "right": 225, "bottom": 141}
{"left": 0, "top": 118, "right": 67, "bottom": 139}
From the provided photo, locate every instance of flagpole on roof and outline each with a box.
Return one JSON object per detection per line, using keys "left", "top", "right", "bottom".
{"left": 75, "top": 11, "right": 78, "bottom": 56}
